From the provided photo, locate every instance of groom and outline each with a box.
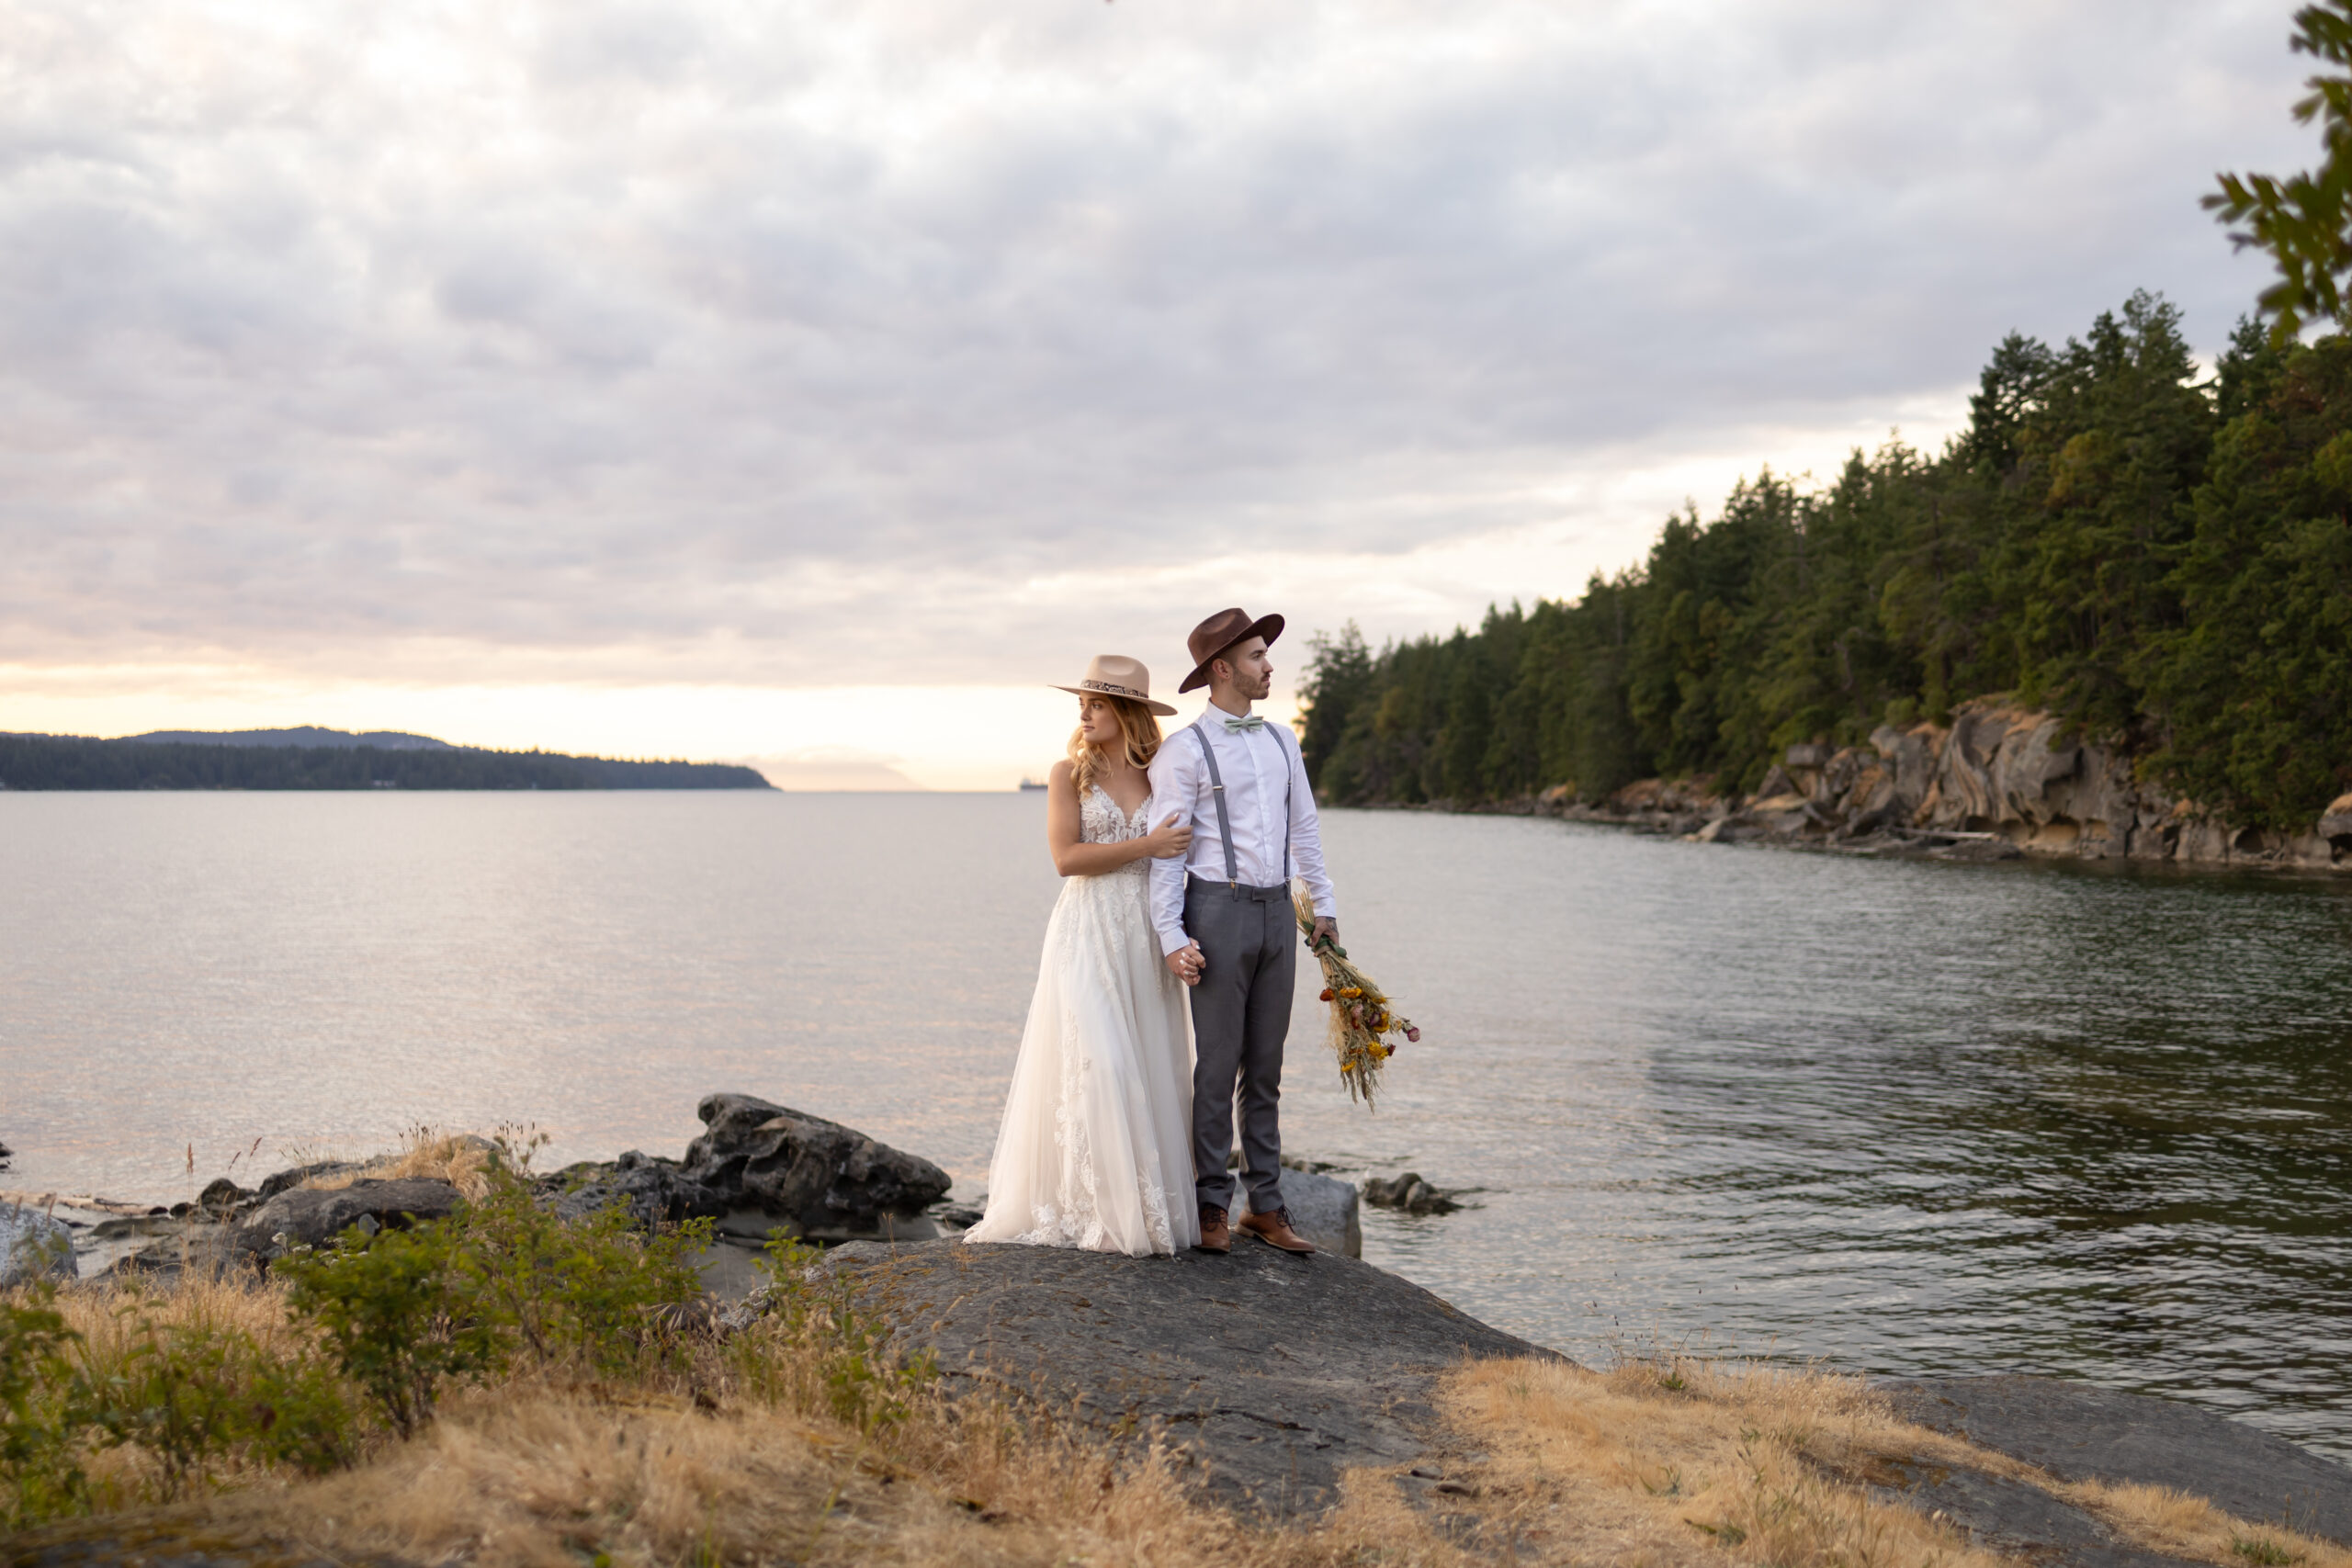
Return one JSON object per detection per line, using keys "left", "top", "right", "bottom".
{"left": 1148, "top": 607, "right": 1340, "bottom": 1257}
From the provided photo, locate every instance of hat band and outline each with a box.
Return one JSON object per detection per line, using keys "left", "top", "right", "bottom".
{"left": 1079, "top": 680, "right": 1148, "bottom": 700}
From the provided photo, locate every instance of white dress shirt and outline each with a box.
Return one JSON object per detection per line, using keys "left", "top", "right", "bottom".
{"left": 1147, "top": 709, "right": 1338, "bottom": 956}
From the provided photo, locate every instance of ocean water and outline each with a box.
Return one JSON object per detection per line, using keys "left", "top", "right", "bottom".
{"left": 5, "top": 792, "right": 2349, "bottom": 1455}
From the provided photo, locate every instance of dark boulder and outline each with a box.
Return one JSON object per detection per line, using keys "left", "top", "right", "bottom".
{"left": 107, "top": 1228, "right": 249, "bottom": 1284}
{"left": 681, "top": 1093, "right": 950, "bottom": 1242}
{"left": 1363, "top": 1171, "right": 1463, "bottom": 1214}
{"left": 195, "top": 1177, "right": 252, "bottom": 1220}
{"left": 232, "top": 1178, "right": 462, "bottom": 1259}
{"left": 254, "top": 1160, "right": 363, "bottom": 1201}
{"left": 542, "top": 1149, "right": 728, "bottom": 1230}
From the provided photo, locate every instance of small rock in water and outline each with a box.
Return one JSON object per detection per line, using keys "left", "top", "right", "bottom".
{"left": 1363, "top": 1171, "right": 1464, "bottom": 1215}
{"left": 1, "top": 1203, "right": 77, "bottom": 1287}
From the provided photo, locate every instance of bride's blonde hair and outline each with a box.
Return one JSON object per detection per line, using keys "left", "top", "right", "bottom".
{"left": 1069, "top": 695, "right": 1164, "bottom": 798}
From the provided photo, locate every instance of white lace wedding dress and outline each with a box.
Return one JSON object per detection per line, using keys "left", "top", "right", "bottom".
{"left": 964, "top": 784, "right": 1201, "bottom": 1256}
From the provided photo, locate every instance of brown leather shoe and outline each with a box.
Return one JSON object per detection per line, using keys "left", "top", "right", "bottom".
{"left": 1238, "top": 1206, "right": 1316, "bottom": 1255}
{"left": 1195, "top": 1203, "right": 1231, "bottom": 1254}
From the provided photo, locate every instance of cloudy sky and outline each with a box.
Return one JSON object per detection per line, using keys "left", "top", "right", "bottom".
{"left": 0, "top": 0, "right": 2317, "bottom": 786}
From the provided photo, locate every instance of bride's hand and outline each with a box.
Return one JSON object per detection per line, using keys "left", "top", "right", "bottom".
{"left": 1142, "top": 814, "right": 1193, "bottom": 860}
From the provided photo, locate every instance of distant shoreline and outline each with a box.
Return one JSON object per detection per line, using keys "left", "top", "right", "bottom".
{"left": 0, "top": 731, "right": 773, "bottom": 791}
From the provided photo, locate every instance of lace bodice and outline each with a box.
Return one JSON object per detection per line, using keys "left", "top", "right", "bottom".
{"left": 1082, "top": 784, "right": 1152, "bottom": 876}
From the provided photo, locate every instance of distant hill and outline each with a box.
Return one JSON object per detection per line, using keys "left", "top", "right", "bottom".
{"left": 122, "top": 726, "right": 455, "bottom": 750}
{"left": 0, "top": 732, "right": 772, "bottom": 791}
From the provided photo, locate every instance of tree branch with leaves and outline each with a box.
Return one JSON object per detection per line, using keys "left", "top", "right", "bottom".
{"left": 2210, "top": 2, "right": 2352, "bottom": 340}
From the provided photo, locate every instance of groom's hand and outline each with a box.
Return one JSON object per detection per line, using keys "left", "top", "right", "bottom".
{"left": 1166, "top": 942, "right": 1204, "bottom": 987}
{"left": 1310, "top": 917, "right": 1339, "bottom": 950}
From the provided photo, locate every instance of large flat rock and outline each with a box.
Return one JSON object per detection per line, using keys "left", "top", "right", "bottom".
{"left": 1884, "top": 1375, "right": 2352, "bottom": 1546}
{"left": 820, "top": 1236, "right": 1551, "bottom": 1519}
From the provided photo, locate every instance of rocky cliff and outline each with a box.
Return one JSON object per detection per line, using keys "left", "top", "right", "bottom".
{"left": 1549, "top": 701, "right": 2352, "bottom": 871}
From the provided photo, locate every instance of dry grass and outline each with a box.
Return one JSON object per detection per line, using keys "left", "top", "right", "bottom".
{"left": 293, "top": 1127, "right": 496, "bottom": 1201}
{"left": 19, "top": 1280, "right": 2350, "bottom": 1568}
{"left": 130, "top": 1373, "right": 1471, "bottom": 1568}
{"left": 15, "top": 1275, "right": 1469, "bottom": 1568}
{"left": 2075, "top": 1478, "right": 2352, "bottom": 1568}
{"left": 31, "top": 1274, "right": 322, "bottom": 1507}
{"left": 1430, "top": 1353, "right": 2015, "bottom": 1568}
{"left": 42, "top": 1272, "right": 290, "bottom": 1349}
{"left": 1430, "top": 1351, "right": 2352, "bottom": 1568}
{"left": 174, "top": 1383, "right": 1456, "bottom": 1568}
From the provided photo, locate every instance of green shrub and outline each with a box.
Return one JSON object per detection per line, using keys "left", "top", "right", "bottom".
{"left": 239, "top": 1343, "right": 360, "bottom": 1476}
{"left": 738, "top": 1236, "right": 934, "bottom": 1437}
{"left": 85, "top": 1312, "right": 266, "bottom": 1499}
{"left": 450, "top": 1155, "right": 712, "bottom": 1379}
{"left": 278, "top": 1221, "right": 493, "bottom": 1440}
{"left": 1, "top": 1289, "right": 87, "bottom": 1529}
{"left": 280, "top": 1140, "right": 715, "bottom": 1436}
{"left": 12, "top": 1137, "right": 723, "bottom": 1530}
{"left": 7, "top": 1284, "right": 364, "bottom": 1521}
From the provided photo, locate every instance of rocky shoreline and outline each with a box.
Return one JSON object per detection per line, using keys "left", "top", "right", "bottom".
{"left": 1435, "top": 699, "right": 2352, "bottom": 873}
{"left": 6, "top": 1095, "right": 2352, "bottom": 1562}
{"left": 4, "top": 1094, "right": 966, "bottom": 1284}
{"left": 2, "top": 1093, "right": 1369, "bottom": 1288}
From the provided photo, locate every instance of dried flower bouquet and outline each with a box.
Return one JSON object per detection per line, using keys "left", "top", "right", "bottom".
{"left": 1292, "top": 881, "right": 1419, "bottom": 1108}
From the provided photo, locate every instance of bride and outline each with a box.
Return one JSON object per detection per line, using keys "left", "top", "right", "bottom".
{"left": 964, "top": 654, "right": 1203, "bottom": 1256}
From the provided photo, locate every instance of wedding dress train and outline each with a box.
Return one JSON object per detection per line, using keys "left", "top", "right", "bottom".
{"left": 964, "top": 784, "right": 1201, "bottom": 1256}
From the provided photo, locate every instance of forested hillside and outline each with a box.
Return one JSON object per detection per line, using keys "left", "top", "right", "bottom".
{"left": 1298, "top": 292, "right": 2352, "bottom": 832}
{"left": 0, "top": 735, "right": 773, "bottom": 790}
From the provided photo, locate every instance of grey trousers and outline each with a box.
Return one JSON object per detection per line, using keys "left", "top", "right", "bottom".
{"left": 1185, "top": 874, "right": 1295, "bottom": 1216}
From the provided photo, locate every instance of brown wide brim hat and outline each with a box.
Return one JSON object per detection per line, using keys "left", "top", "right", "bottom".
{"left": 1053, "top": 652, "right": 1178, "bottom": 716}
{"left": 1178, "top": 607, "right": 1285, "bottom": 694}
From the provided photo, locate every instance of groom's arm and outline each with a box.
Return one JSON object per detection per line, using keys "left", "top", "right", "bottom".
{"left": 1284, "top": 728, "right": 1338, "bottom": 929}
{"left": 1148, "top": 736, "right": 1199, "bottom": 957}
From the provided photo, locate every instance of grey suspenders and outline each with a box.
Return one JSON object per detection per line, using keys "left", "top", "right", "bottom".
{"left": 1186, "top": 719, "right": 1292, "bottom": 897}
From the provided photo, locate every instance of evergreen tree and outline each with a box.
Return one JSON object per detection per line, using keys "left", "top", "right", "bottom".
{"left": 1295, "top": 288, "right": 2352, "bottom": 831}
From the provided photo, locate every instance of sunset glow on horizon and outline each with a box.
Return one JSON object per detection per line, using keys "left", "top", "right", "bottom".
{"left": 0, "top": 1, "right": 2306, "bottom": 784}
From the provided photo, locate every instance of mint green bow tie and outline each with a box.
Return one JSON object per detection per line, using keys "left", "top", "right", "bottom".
{"left": 1221, "top": 716, "right": 1265, "bottom": 733}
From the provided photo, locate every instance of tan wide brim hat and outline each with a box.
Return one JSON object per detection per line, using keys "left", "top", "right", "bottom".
{"left": 1054, "top": 653, "right": 1178, "bottom": 716}
{"left": 1178, "top": 606, "right": 1285, "bottom": 694}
